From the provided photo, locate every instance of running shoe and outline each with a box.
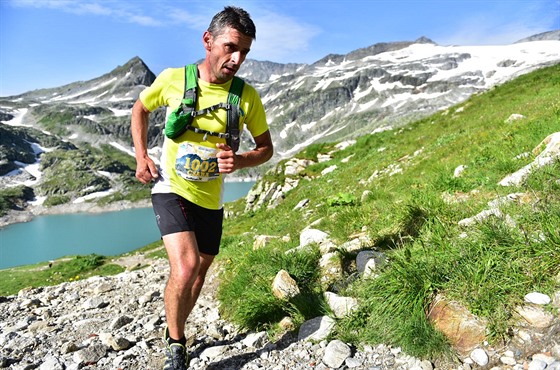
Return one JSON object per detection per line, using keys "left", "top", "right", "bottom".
{"left": 163, "top": 328, "right": 188, "bottom": 370}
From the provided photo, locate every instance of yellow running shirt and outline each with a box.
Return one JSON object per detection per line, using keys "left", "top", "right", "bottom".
{"left": 139, "top": 66, "right": 269, "bottom": 210}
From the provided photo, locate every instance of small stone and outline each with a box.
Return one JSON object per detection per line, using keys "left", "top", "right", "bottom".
{"left": 420, "top": 359, "right": 434, "bottom": 370}
{"left": 81, "top": 296, "right": 108, "bottom": 310}
{"left": 299, "top": 228, "right": 329, "bottom": 248}
{"left": 242, "top": 331, "right": 268, "bottom": 349}
{"left": 345, "top": 357, "right": 363, "bottom": 368}
{"left": 524, "top": 292, "right": 551, "bottom": 305}
{"left": 322, "top": 340, "right": 352, "bottom": 368}
{"left": 532, "top": 353, "right": 555, "bottom": 366}
{"left": 515, "top": 305, "right": 555, "bottom": 328}
{"left": 324, "top": 292, "right": 358, "bottom": 318}
{"left": 298, "top": 316, "right": 335, "bottom": 342}
{"left": 272, "top": 270, "right": 300, "bottom": 299}
{"left": 93, "top": 282, "right": 113, "bottom": 294}
{"left": 109, "top": 315, "right": 134, "bottom": 330}
{"left": 500, "top": 355, "right": 517, "bottom": 365}
{"left": 72, "top": 344, "right": 107, "bottom": 365}
{"left": 200, "top": 345, "right": 228, "bottom": 361}
{"left": 39, "top": 356, "right": 64, "bottom": 370}
{"left": 470, "top": 348, "right": 489, "bottom": 366}
{"left": 528, "top": 359, "right": 547, "bottom": 370}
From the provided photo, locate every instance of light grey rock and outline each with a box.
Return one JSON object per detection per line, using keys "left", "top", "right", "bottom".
{"left": 470, "top": 348, "right": 489, "bottom": 366}
{"left": 298, "top": 316, "right": 336, "bottom": 342}
{"left": 39, "top": 356, "right": 64, "bottom": 370}
{"left": 300, "top": 228, "right": 329, "bottom": 248}
{"left": 324, "top": 292, "right": 358, "bottom": 318}
{"left": 323, "top": 340, "right": 352, "bottom": 368}
{"left": 528, "top": 359, "right": 547, "bottom": 370}
{"left": 272, "top": 269, "right": 300, "bottom": 299}
{"left": 200, "top": 345, "right": 229, "bottom": 361}
{"left": 524, "top": 292, "right": 551, "bottom": 305}
{"left": 73, "top": 344, "right": 107, "bottom": 365}
{"left": 356, "top": 250, "right": 386, "bottom": 275}
{"left": 242, "top": 331, "right": 269, "bottom": 349}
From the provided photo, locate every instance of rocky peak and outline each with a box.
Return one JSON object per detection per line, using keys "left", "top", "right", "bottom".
{"left": 237, "top": 60, "right": 306, "bottom": 83}
{"left": 106, "top": 56, "right": 156, "bottom": 88}
{"left": 515, "top": 29, "right": 560, "bottom": 43}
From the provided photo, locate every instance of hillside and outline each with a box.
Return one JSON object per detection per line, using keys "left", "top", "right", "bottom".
{"left": 1, "top": 63, "right": 559, "bottom": 370}
{"left": 216, "top": 63, "right": 560, "bottom": 365}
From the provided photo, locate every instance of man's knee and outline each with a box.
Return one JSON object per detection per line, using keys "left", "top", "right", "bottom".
{"left": 168, "top": 259, "right": 200, "bottom": 288}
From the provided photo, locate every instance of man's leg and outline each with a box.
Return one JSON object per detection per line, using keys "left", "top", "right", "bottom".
{"left": 163, "top": 231, "right": 200, "bottom": 341}
{"left": 184, "top": 252, "right": 215, "bottom": 316}
{"left": 163, "top": 232, "right": 216, "bottom": 341}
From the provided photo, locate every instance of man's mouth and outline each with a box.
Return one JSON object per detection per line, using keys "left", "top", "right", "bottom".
{"left": 223, "top": 65, "right": 237, "bottom": 73}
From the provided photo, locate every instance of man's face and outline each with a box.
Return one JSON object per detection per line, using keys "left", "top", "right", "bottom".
{"left": 204, "top": 26, "right": 252, "bottom": 84}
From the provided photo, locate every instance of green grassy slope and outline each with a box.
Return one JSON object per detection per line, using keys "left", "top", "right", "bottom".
{"left": 217, "top": 63, "right": 560, "bottom": 358}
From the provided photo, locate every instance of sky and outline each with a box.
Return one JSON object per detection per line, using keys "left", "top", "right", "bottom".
{"left": 0, "top": 0, "right": 558, "bottom": 97}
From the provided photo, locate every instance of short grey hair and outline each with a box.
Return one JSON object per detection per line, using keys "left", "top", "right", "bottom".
{"left": 207, "top": 6, "right": 256, "bottom": 40}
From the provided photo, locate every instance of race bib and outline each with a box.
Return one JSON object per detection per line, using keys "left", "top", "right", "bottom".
{"left": 175, "top": 142, "right": 219, "bottom": 182}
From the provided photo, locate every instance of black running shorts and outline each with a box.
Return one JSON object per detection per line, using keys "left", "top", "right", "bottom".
{"left": 151, "top": 193, "right": 224, "bottom": 256}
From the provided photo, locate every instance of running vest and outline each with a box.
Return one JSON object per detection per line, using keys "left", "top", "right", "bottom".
{"left": 164, "top": 64, "right": 245, "bottom": 152}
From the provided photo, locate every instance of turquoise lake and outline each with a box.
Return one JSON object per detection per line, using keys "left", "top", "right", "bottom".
{"left": 0, "top": 181, "right": 255, "bottom": 269}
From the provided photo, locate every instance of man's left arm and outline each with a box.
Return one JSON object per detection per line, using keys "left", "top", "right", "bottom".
{"left": 216, "top": 130, "right": 273, "bottom": 173}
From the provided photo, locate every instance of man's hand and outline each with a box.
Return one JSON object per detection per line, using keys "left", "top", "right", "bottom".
{"left": 215, "top": 130, "right": 273, "bottom": 174}
{"left": 131, "top": 99, "right": 158, "bottom": 184}
{"left": 216, "top": 143, "right": 237, "bottom": 174}
{"left": 135, "top": 156, "right": 159, "bottom": 184}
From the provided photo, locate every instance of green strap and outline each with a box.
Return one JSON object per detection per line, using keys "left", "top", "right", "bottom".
{"left": 179, "top": 64, "right": 197, "bottom": 115}
{"left": 228, "top": 76, "right": 244, "bottom": 105}
{"left": 185, "top": 64, "right": 198, "bottom": 91}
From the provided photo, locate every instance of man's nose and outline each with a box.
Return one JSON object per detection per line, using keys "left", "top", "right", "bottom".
{"left": 231, "top": 51, "right": 242, "bottom": 64}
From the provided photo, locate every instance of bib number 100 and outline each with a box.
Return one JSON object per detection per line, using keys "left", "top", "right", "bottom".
{"left": 184, "top": 156, "right": 217, "bottom": 173}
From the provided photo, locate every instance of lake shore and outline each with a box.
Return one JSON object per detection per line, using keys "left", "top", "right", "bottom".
{"left": 0, "top": 177, "right": 256, "bottom": 229}
{"left": 0, "top": 199, "right": 152, "bottom": 229}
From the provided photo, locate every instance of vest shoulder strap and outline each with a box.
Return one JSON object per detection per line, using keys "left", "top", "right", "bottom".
{"left": 228, "top": 76, "right": 244, "bottom": 105}
{"left": 226, "top": 76, "right": 244, "bottom": 152}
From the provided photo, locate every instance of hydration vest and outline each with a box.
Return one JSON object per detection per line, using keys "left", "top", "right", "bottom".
{"left": 164, "top": 64, "right": 245, "bottom": 152}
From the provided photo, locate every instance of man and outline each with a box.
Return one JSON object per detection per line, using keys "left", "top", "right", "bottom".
{"left": 131, "top": 6, "right": 273, "bottom": 370}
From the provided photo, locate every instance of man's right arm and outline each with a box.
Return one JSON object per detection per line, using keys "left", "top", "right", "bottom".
{"left": 131, "top": 99, "right": 159, "bottom": 184}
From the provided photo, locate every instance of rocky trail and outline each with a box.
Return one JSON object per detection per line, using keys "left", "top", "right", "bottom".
{"left": 1, "top": 254, "right": 559, "bottom": 370}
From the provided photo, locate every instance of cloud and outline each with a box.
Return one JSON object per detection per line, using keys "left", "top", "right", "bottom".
{"left": 9, "top": 0, "right": 165, "bottom": 26}
{"left": 160, "top": 7, "right": 212, "bottom": 30}
{"left": 11, "top": 0, "right": 112, "bottom": 15}
{"left": 248, "top": 11, "right": 322, "bottom": 62}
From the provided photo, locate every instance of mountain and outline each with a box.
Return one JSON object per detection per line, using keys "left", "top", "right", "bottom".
{"left": 515, "top": 29, "right": 560, "bottom": 43}
{"left": 1, "top": 32, "right": 559, "bottom": 220}
{"left": 239, "top": 36, "right": 560, "bottom": 158}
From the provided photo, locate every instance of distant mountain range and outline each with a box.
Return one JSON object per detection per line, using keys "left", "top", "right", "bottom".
{"left": 1, "top": 30, "right": 559, "bottom": 215}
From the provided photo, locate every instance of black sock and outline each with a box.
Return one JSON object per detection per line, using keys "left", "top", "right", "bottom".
{"left": 166, "top": 329, "right": 187, "bottom": 346}
{"left": 168, "top": 336, "right": 187, "bottom": 346}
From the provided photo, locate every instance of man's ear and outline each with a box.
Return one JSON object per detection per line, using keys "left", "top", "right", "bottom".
{"left": 202, "top": 31, "right": 212, "bottom": 51}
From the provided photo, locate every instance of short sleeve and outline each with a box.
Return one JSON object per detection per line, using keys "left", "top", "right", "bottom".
{"left": 242, "top": 84, "right": 269, "bottom": 138}
{"left": 139, "top": 68, "right": 182, "bottom": 112}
